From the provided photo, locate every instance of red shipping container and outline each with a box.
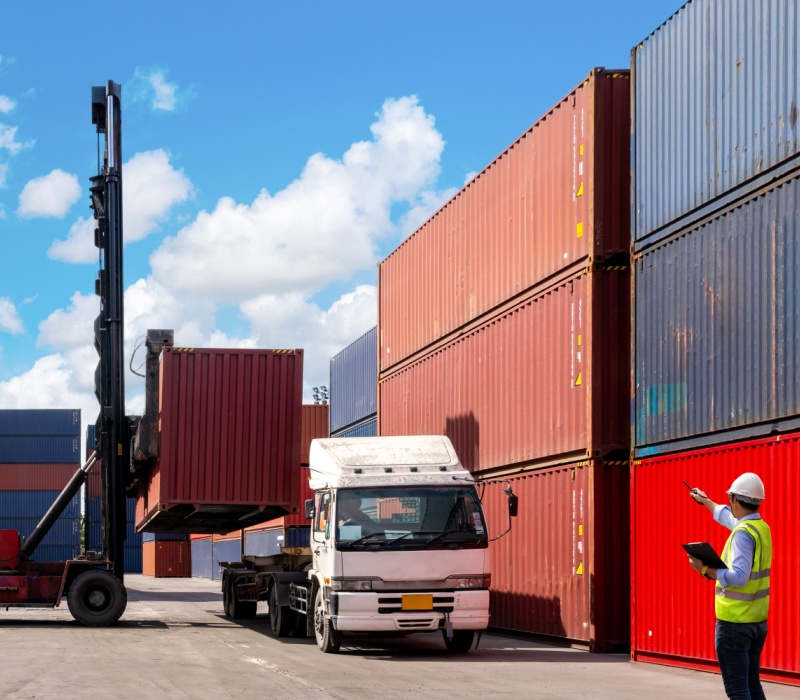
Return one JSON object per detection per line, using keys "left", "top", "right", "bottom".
{"left": 631, "top": 434, "right": 799, "bottom": 686}
{"left": 135, "top": 347, "right": 303, "bottom": 534}
{"left": 481, "top": 460, "right": 629, "bottom": 650}
{"left": 0, "top": 463, "right": 79, "bottom": 491}
{"left": 379, "top": 69, "right": 630, "bottom": 373}
{"left": 378, "top": 267, "right": 629, "bottom": 473}
{"left": 142, "top": 540, "right": 191, "bottom": 578}
{"left": 300, "top": 404, "right": 329, "bottom": 466}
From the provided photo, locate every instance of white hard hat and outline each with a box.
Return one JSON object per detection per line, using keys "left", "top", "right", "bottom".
{"left": 727, "top": 472, "right": 765, "bottom": 505}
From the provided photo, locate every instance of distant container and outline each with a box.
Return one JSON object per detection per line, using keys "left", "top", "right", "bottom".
{"left": 632, "top": 0, "right": 800, "bottom": 248}
{"left": 142, "top": 540, "right": 191, "bottom": 578}
{"left": 2, "top": 517, "right": 81, "bottom": 547}
{"left": 329, "top": 326, "right": 377, "bottom": 434}
{"left": 212, "top": 538, "right": 241, "bottom": 581}
{"left": 85, "top": 424, "right": 96, "bottom": 455}
{"left": 135, "top": 347, "right": 303, "bottom": 533}
{"left": 0, "top": 490, "right": 80, "bottom": 519}
{"left": 331, "top": 416, "right": 377, "bottom": 439}
{"left": 300, "top": 404, "right": 329, "bottom": 466}
{"left": 633, "top": 173, "right": 800, "bottom": 455}
{"left": 125, "top": 546, "right": 143, "bottom": 574}
{"left": 631, "top": 433, "right": 799, "bottom": 685}
{"left": 379, "top": 267, "right": 630, "bottom": 473}
{"left": 245, "top": 527, "right": 310, "bottom": 557}
{"left": 0, "top": 463, "right": 79, "bottom": 491}
{"left": 142, "top": 532, "right": 188, "bottom": 542}
{"left": 379, "top": 69, "right": 630, "bottom": 373}
{"left": 191, "top": 536, "right": 213, "bottom": 579}
{"left": 0, "top": 436, "right": 80, "bottom": 464}
{"left": 29, "top": 544, "right": 80, "bottom": 562}
{"left": 0, "top": 409, "right": 80, "bottom": 436}
{"left": 480, "top": 460, "right": 629, "bottom": 650}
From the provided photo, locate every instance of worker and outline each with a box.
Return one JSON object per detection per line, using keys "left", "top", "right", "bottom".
{"left": 337, "top": 493, "right": 375, "bottom": 532}
{"left": 687, "top": 473, "right": 772, "bottom": 700}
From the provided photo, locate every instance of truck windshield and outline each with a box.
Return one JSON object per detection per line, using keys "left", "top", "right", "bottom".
{"left": 336, "top": 487, "right": 487, "bottom": 550}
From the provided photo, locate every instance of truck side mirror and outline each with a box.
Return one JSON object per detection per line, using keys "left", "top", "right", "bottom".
{"left": 505, "top": 490, "right": 518, "bottom": 518}
{"left": 305, "top": 499, "right": 315, "bottom": 520}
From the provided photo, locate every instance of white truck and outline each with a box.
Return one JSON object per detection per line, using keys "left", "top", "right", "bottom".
{"left": 221, "top": 435, "right": 516, "bottom": 653}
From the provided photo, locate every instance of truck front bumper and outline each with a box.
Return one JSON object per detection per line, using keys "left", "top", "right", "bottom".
{"left": 330, "top": 590, "right": 490, "bottom": 632}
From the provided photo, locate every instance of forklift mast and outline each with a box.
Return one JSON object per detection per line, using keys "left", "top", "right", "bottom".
{"left": 91, "top": 81, "right": 129, "bottom": 582}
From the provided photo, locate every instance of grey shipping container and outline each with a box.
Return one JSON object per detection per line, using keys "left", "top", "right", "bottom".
{"left": 191, "top": 537, "right": 213, "bottom": 579}
{"left": 0, "top": 490, "right": 81, "bottom": 518}
{"left": 633, "top": 173, "right": 800, "bottom": 455}
{"left": 330, "top": 415, "right": 377, "bottom": 439}
{"left": 633, "top": 0, "right": 800, "bottom": 249}
{"left": 0, "top": 409, "right": 80, "bottom": 436}
{"left": 142, "top": 532, "right": 188, "bottom": 542}
{"left": 212, "top": 539, "right": 241, "bottom": 581}
{"left": 330, "top": 326, "right": 377, "bottom": 434}
{"left": 244, "top": 527, "right": 309, "bottom": 557}
{"left": 0, "top": 436, "right": 80, "bottom": 463}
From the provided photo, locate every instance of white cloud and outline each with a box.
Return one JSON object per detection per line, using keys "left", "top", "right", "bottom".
{"left": 149, "top": 72, "right": 177, "bottom": 111}
{"left": 0, "top": 297, "right": 24, "bottom": 334}
{"left": 48, "top": 149, "right": 193, "bottom": 263}
{"left": 399, "top": 186, "right": 458, "bottom": 240}
{"left": 17, "top": 169, "right": 81, "bottom": 218}
{"left": 0, "top": 95, "right": 14, "bottom": 113}
{"left": 150, "top": 96, "right": 444, "bottom": 302}
{"left": 0, "top": 162, "right": 8, "bottom": 188}
{"left": 131, "top": 67, "right": 191, "bottom": 113}
{"left": 0, "top": 123, "right": 33, "bottom": 156}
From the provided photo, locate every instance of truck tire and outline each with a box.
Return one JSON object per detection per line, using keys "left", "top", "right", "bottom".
{"left": 229, "top": 576, "right": 257, "bottom": 620}
{"left": 67, "top": 570, "right": 127, "bottom": 627}
{"left": 313, "top": 586, "right": 341, "bottom": 653}
{"left": 442, "top": 629, "right": 474, "bottom": 653}
{"left": 269, "top": 583, "right": 292, "bottom": 637}
{"left": 223, "top": 578, "right": 234, "bottom": 618}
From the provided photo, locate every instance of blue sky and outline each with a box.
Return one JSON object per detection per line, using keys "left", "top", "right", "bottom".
{"left": 0, "top": 1, "right": 681, "bottom": 436}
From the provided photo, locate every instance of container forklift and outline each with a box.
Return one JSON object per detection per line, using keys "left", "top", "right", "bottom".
{"left": 0, "top": 82, "right": 131, "bottom": 625}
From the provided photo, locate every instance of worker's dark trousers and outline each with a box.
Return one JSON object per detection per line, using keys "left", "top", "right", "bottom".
{"left": 715, "top": 619, "right": 768, "bottom": 700}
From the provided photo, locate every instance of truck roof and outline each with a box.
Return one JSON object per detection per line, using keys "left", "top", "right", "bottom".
{"left": 308, "top": 435, "right": 475, "bottom": 489}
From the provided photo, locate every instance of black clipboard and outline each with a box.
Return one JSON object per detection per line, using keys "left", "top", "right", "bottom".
{"left": 682, "top": 542, "right": 727, "bottom": 569}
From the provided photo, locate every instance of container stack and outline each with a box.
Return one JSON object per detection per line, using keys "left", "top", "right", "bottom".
{"left": 630, "top": 0, "right": 799, "bottom": 684}
{"left": 377, "top": 69, "right": 632, "bottom": 649}
{"left": 330, "top": 327, "right": 377, "bottom": 438}
{"left": 0, "top": 409, "right": 82, "bottom": 562}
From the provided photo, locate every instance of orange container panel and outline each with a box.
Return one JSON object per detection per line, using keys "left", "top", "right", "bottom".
{"left": 0, "top": 464, "right": 79, "bottom": 491}
{"left": 300, "top": 404, "right": 329, "bottom": 466}
{"left": 142, "top": 540, "right": 191, "bottom": 578}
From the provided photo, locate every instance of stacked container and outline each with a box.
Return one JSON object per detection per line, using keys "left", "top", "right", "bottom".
{"left": 378, "top": 69, "right": 632, "bottom": 649}
{"left": 630, "top": 0, "right": 799, "bottom": 684}
{"left": 330, "top": 327, "right": 377, "bottom": 438}
{"left": 0, "top": 409, "right": 82, "bottom": 561}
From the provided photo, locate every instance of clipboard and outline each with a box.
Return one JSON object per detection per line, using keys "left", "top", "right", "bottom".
{"left": 682, "top": 542, "right": 727, "bottom": 569}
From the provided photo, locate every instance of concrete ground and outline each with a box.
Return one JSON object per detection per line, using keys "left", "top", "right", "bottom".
{"left": 0, "top": 575, "right": 795, "bottom": 699}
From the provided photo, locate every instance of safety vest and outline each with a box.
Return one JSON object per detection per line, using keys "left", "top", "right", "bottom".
{"left": 715, "top": 517, "right": 772, "bottom": 623}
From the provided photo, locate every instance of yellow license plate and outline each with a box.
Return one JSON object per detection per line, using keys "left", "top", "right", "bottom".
{"left": 402, "top": 594, "right": 433, "bottom": 611}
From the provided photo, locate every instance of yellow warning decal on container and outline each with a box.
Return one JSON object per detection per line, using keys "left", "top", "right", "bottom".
{"left": 117, "top": 443, "right": 122, "bottom": 456}
{"left": 576, "top": 182, "right": 584, "bottom": 197}
{"left": 576, "top": 222, "right": 583, "bottom": 238}
{"left": 574, "top": 371, "right": 582, "bottom": 387}
{"left": 273, "top": 349, "right": 297, "bottom": 354}
{"left": 575, "top": 562, "right": 583, "bottom": 575}
{"left": 579, "top": 144, "right": 584, "bottom": 156}
{"left": 577, "top": 334, "right": 582, "bottom": 346}
{"left": 578, "top": 524, "right": 583, "bottom": 536}
{"left": 172, "top": 347, "right": 195, "bottom": 352}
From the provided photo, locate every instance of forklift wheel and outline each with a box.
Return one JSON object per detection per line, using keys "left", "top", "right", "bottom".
{"left": 67, "top": 570, "right": 127, "bottom": 627}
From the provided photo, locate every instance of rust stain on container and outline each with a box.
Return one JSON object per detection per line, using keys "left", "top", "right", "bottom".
{"left": 142, "top": 540, "right": 191, "bottom": 578}
{"left": 379, "top": 69, "right": 630, "bottom": 373}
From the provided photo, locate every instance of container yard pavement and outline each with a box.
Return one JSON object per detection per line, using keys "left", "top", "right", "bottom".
{"left": 1, "top": 576, "right": 795, "bottom": 700}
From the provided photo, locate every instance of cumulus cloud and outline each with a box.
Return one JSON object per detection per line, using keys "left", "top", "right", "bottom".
{"left": 0, "top": 297, "right": 24, "bottom": 334}
{"left": 0, "top": 123, "right": 33, "bottom": 156}
{"left": 48, "top": 149, "right": 193, "bottom": 263}
{"left": 399, "top": 186, "right": 458, "bottom": 240}
{"left": 17, "top": 169, "right": 81, "bottom": 218}
{"left": 131, "top": 67, "right": 192, "bottom": 112}
{"left": 150, "top": 96, "right": 444, "bottom": 302}
{"left": 0, "top": 95, "right": 14, "bottom": 113}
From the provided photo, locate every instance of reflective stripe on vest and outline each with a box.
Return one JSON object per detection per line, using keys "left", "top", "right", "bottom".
{"left": 715, "top": 518, "right": 772, "bottom": 623}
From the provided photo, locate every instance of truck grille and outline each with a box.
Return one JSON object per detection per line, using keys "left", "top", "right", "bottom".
{"left": 376, "top": 596, "right": 455, "bottom": 614}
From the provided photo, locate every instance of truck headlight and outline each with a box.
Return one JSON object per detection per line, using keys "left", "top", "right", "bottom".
{"left": 447, "top": 575, "right": 491, "bottom": 589}
{"left": 331, "top": 578, "right": 373, "bottom": 591}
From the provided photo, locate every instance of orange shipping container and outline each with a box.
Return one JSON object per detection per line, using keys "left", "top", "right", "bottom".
{"left": 142, "top": 540, "right": 191, "bottom": 578}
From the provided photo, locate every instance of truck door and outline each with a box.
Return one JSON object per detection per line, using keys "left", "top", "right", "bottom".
{"left": 311, "top": 490, "right": 336, "bottom": 579}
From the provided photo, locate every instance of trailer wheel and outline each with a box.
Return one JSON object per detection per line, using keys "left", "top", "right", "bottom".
{"left": 314, "top": 586, "right": 341, "bottom": 653}
{"left": 269, "top": 583, "right": 292, "bottom": 637}
{"left": 222, "top": 578, "right": 232, "bottom": 618}
{"left": 228, "top": 575, "right": 257, "bottom": 620}
{"left": 442, "top": 629, "right": 474, "bottom": 653}
{"left": 67, "top": 570, "right": 127, "bottom": 627}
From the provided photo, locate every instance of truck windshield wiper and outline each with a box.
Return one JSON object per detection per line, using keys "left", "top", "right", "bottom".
{"left": 340, "top": 532, "right": 386, "bottom": 548}
{"left": 425, "top": 529, "right": 481, "bottom": 545}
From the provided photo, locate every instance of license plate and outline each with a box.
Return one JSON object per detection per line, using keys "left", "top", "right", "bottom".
{"left": 402, "top": 594, "right": 433, "bottom": 611}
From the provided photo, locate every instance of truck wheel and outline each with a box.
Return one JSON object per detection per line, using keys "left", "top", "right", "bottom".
{"left": 314, "top": 587, "right": 341, "bottom": 653}
{"left": 442, "top": 629, "right": 475, "bottom": 653}
{"left": 67, "top": 570, "right": 127, "bottom": 627}
{"left": 292, "top": 608, "right": 307, "bottom": 638}
{"left": 222, "top": 579, "right": 233, "bottom": 618}
{"left": 269, "top": 583, "right": 292, "bottom": 637}
{"left": 229, "top": 577, "right": 257, "bottom": 620}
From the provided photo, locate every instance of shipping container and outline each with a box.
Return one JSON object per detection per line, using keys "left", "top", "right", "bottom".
{"left": 631, "top": 433, "right": 799, "bottom": 685}
{"left": 29, "top": 544, "right": 80, "bottom": 562}
{"left": 142, "top": 532, "right": 188, "bottom": 542}
{"left": 0, "top": 463, "right": 80, "bottom": 491}
{"left": 633, "top": 173, "right": 800, "bottom": 455}
{"left": 211, "top": 538, "right": 241, "bottom": 581}
{"left": 1, "top": 517, "right": 81, "bottom": 547}
{"left": 633, "top": 0, "right": 800, "bottom": 248}
{"left": 125, "top": 546, "right": 143, "bottom": 574}
{"left": 0, "top": 490, "right": 80, "bottom": 518}
{"left": 300, "top": 404, "right": 329, "bottom": 466}
{"left": 0, "top": 436, "right": 80, "bottom": 464}
{"left": 331, "top": 416, "right": 377, "bottom": 439}
{"left": 379, "top": 69, "right": 629, "bottom": 373}
{"left": 481, "top": 460, "right": 629, "bottom": 649}
{"left": 142, "top": 540, "right": 191, "bottom": 578}
{"left": 0, "top": 409, "right": 80, "bottom": 436}
{"left": 379, "top": 267, "right": 630, "bottom": 473}
{"left": 330, "top": 326, "right": 377, "bottom": 434}
{"left": 191, "top": 536, "right": 213, "bottom": 579}
{"left": 244, "top": 527, "right": 310, "bottom": 557}
{"left": 135, "top": 347, "right": 303, "bottom": 533}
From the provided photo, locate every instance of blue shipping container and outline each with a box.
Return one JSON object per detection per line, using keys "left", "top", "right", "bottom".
{"left": 125, "top": 545, "right": 143, "bottom": 574}
{"left": 2, "top": 517, "right": 81, "bottom": 546}
{"left": 330, "top": 326, "right": 377, "bottom": 434}
{"left": 212, "top": 539, "right": 241, "bottom": 581}
{"left": 633, "top": 173, "right": 800, "bottom": 453}
{"left": 86, "top": 424, "right": 96, "bottom": 457}
{"left": 0, "top": 409, "right": 80, "bottom": 437}
{"left": 0, "top": 490, "right": 81, "bottom": 518}
{"left": 30, "top": 544, "right": 79, "bottom": 562}
{"left": 0, "top": 436, "right": 80, "bottom": 464}
{"left": 633, "top": 0, "right": 800, "bottom": 248}
{"left": 191, "top": 538, "right": 213, "bottom": 579}
{"left": 331, "top": 415, "right": 377, "bottom": 439}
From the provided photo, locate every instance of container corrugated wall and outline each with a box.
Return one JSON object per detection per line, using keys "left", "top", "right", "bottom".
{"left": 191, "top": 536, "right": 212, "bottom": 579}
{"left": 0, "top": 464, "right": 81, "bottom": 490}
{"left": 379, "top": 70, "right": 629, "bottom": 373}
{"left": 143, "top": 540, "right": 191, "bottom": 577}
{"left": 631, "top": 433, "right": 799, "bottom": 686}
{"left": 379, "top": 268, "right": 630, "bottom": 473}
{"left": 633, "top": 0, "right": 800, "bottom": 248}
{"left": 0, "top": 409, "right": 80, "bottom": 436}
{"left": 0, "top": 436, "right": 80, "bottom": 463}
{"left": 331, "top": 416, "right": 377, "bottom": 439}
{"left": 212, "top": 538, "right": 241, "bottom": 581}
{"left": 300, "top": 405, "right": 329, "bottom": 466}
{"left": 330, "top": 326, "right": 377, "bottom": 434}
{"left": 481, "top": 461, "right": 629, "bottom": 649}
{"left": 633, "top": 173, "right": 800, "bottom": 454}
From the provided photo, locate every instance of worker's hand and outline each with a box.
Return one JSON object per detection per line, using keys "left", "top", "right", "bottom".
{"left": 687, "top": 555, "right": 704, "bottom": 573}
{"left": 690, "top": 488, "right": 708, "bottom": 504}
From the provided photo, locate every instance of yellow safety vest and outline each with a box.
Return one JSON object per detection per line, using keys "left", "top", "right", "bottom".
{"left": 715, "top": 517, "right": 772, "bottom": 623}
